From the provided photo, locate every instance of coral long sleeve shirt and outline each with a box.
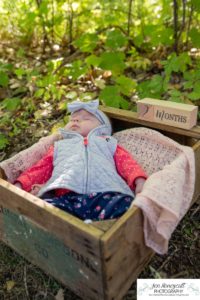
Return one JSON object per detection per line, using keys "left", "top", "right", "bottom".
{"left": 16, "top": 144, "right": 147, "bottom": 196}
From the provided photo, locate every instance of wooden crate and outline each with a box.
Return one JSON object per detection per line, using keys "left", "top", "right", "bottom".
{"left": 0, "top": 107, "right": 200, "bottom": 300}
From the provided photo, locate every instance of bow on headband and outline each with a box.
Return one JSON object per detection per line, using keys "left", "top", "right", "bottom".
{"left": 67, "top": 99, "right": 99, "bottom": 114}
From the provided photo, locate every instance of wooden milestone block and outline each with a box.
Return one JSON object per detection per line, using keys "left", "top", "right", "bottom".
{"left": 137, "top": 98, "right": 198, "bottom": 129}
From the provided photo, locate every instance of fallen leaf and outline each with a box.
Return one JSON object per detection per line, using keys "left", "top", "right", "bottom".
{"left": 102, "top": 70, "right": 112, "bottom": 79}
{"left": 5, "top": 280, "right": 16, "bottom": 292}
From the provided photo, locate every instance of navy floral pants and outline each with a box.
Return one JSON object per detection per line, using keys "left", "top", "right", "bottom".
{"left": 42, "top": 191, "right": 134, "bottom": 221}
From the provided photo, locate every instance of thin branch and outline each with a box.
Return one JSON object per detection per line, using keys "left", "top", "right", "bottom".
{"left": 127, "top": 0, "right": 134, "bottom": 36}
{"left": 51, "top": 0, "right": 55, "bottom": 44}
{"left": 177, "top": 0, "right": 187, "bottom": 45}
{"left": 173, "top": 0, "right": 179, "bottom": 53}
{"left": 186, "top": 3, "right": 194, "bottom": 47}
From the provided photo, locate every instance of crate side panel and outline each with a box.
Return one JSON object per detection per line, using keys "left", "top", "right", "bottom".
{"left": 0, "top": 205, "right": 104, "bottom": 300}
{"left": 0, "top": 181, "right": 105, "bottom": 300}
{"left": 0, "top": 180, "right": 103, "bottom": 255}
{"left": 101, "top": 208, "right": 153, "bottom": 300}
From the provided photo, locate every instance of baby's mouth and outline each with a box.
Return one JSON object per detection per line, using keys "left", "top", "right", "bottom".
{"left": 71, "top": 124, "right": 79, "bottom": 130}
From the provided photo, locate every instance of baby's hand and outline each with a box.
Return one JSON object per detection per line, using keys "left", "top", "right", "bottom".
{"left": 14, "top": 182, "right": 22, "bottom": 189}
{"left": 30, "top": 184, "right": 44, "bottom": 195}
{"left": 135, "top": 177, "right": 146, "bottom": 194}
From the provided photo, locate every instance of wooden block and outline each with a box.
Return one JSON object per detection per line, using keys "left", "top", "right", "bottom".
{"left": 137, "top": 98, "right": 198, "bottom": 129}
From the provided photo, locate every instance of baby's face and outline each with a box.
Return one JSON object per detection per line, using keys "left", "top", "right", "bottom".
{"left": 65, "top": 109, "right": 101, "bottom": 137}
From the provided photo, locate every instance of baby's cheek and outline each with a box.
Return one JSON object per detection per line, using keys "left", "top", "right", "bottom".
{"left": 65, "top": 123, "right": 71, "bottom": 130}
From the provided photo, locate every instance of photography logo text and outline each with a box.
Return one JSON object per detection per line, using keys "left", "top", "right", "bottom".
{"left": 137, "top": 279, "right": 200, "bottom": 300}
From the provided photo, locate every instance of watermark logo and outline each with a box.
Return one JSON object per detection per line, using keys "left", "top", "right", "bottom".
{"left": 137, "top": 279, "right": 200, "bottom": 300}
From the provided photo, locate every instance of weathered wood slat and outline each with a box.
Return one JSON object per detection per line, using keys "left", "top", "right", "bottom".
{"left": 100, "top": 207, "right": 153, "bottom": 300}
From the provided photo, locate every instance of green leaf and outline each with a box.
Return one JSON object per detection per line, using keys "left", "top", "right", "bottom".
{"left": 39, "top": 0, "right": 48, "bottom": 15}
{"left": 169, "top": 90, "right": 183, "bottom": 103}
{"left": 158, "top": 28, "right": 173, "bottom": 46}
{"left": 14, "top": 68, "right": 26, "bottom": 78}
{"left": 65, "top": 91, "right": 77, "bottom": 100}
{"left": 85, "top": 55, "right": 102, "bottom": 67}
{"left": 34, "top": 88, "right": 45, "bottom": 98}
{"left": 119, "top": 98, "right": 129, "bottom": 109}
{"left": 0, "top": 71, "right": 9, "bottom": 87}
{"left": 164, "top": 52, "right": 191, "bottom": 76}
{"left": 16, "top": 48, "right": 25, "bottom": 58}
{"left": 193, "top": 82, "right": 200, "bottom": 93}
{"left": 99, "top": 52, "right": 126, "bottom": 75}
{"left": 74, "top": 33, "right": 98, "bottom": 53}
{"left": 105, "top": 29, "right": 128, "bottom": 49}
{"left": 188, "top": 91, "right": 200, "bottom": 101}
{"left": 94, "top": 78, "right": 105, "bottom": 89}
{"left": 0, "top": 63, "right": 13, "bottom": 72}
{"left": 0, "top": 134, "right": 9, "bottom": 150}
{"left": 169, "top": 89, "right": 182, "bottom": 97}
{"left": 79, "top": 92, "right": 96, "bottom": 101}
{"left": 44, "top": 91, "right": 51, "bottom": 101}
{"left": 149, "top": 75, "right": 164, "bottom": 93}
{"left": 3, "top": 98, "right": 21, "bottom": 111}
{"left": 178, "top": 53, "right": 191, "bottom": 72}
{"left": 116, "top": 75, "right": 137, "bottom": 96}
{"left": 99, "top": 85, "right": 123, "bottom": 108}
{"left": 191, "top": 0, "right": 200, "bottom": 12}
{"left": 137, "top": 75, "right": 164, "bottom": 99}
{"left": 189, "top": 28, "right": 200, "bottom": 48}
{"left": 183, "top": 81, "right": 194, "bottom": 89}
{"left": 67, "top": 60, "right": 88, "bottom": 81}
{"left": 169, "top": 97, "right": 183, "bottom": 103}
{"left": 143, "top": 25, "right": 173, "bottom": 47}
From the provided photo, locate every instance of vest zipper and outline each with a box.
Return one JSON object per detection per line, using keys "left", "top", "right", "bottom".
{"left": 84, "top": 138, "right": 89, "bottom": 193}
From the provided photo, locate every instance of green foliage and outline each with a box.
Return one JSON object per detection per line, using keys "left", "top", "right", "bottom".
{"left": 189, "top": 28, "right": 200, "bottom": 48}
{"left": 143, "top": 25, "right": 173, "bottom": 47}
{"left": 34, "top": 72, "right": 65, "bottom": 101}
{"left": 0, "top": 71, "right": 9, "bottom": 87}
{"left": 137, "top": 75, "right": 164, "bottom": 99}
{"left": 163, "top": 52, "right": 191, "bottom": 76}
{"left": 99, "top": 85, "right": 127, "bottom": 108}
{"left": 99, "top": 52, "right": 126, "bottom": 75}
{"left": 0, "top": 62, "right": 13, "bottom": 87}
{"left": 191, "top": 0, "right": 200, "bottom": 11}
{"left": 105, "top": 29, "right": 128, "bottom": 49}
{"left": 2, "top": 98, "right": 21, "bottom": 111}
{"left": 115, "top": 75, "right": 137, "bottom": 97}
{"left": 85, "top": 55, "right": 102, "bottom": 67}
{"left": 74, "top": 33, "right": 99, "bottom": 53}
{"left": 0, "top": 134, "right": 9, "bottom": 150}
{"left": 183, "top": 69, "right": 200, "bottom": 101}
{"left": 168, "top": 89, "right": 183, "bottom": 103}
{"left": 137, "top": 52, "right": 193, "bottom": 101}
{"left": 65, "top": 60, "right": 88, "bottom": 81}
